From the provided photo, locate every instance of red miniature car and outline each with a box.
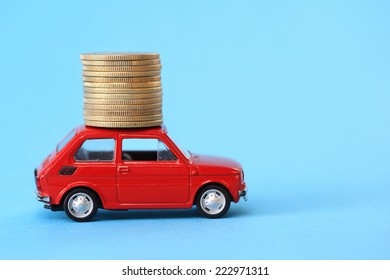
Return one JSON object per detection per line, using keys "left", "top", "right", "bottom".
{"left": 35, "top": 125, "right": 247, "bottom": 222}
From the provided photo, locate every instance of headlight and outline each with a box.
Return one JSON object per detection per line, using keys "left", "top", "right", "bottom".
{"left": 241, "top": 170, "right": 244, "bottom": 183}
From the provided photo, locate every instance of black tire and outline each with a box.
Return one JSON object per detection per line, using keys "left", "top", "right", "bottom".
{"left": 63, "top": 189, "right": 98, "bottom": 222}
{"left": 196, "top": 185, "right": 231, "bottom": 218}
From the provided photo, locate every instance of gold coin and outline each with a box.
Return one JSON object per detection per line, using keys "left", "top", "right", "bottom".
{"left": 84, "top": 108, "right": 162, "bottom": 116}
{"left": 84, "top": 114, "right": 163, "bottom": 122}
{"left": 83, "top": 70, "right": 160, "bottom": 77}
{"left": 84, "top": 87, "right": 162, "bottom": 94}
{"left": 83, "top": 81, "right": 162, "bottom": 88}
{"left": 84, "top": 97, "right": 162, "bottom": 105}
{"left": 81, "top": 58, "right": 160, "bottom": 66}
{"left": 82, "top": 64, "right": 161, "bottom": 72}
{"left": 84, "top": 103, "right": 161, "bottom": 110}
{"left": 83, "top": 75, "right": 161, "bottom": 83}
{"left": 84, "top": 86, "right": 162, "bottom": 94}
{"left": 80, "top": 53, "right": 159, "bottom": 61}
{"left": 84, "top": 92, "right": 162, "bottom": 100}
{"left": 85, "top": 119, "right": 163, "bottom": 128}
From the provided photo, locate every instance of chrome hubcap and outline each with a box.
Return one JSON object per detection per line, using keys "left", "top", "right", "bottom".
{"left": 200, "top": 189, "right": 226, "bottom": 215}
{"left": 68, "top": 193, "right": 93, "bottom": 218}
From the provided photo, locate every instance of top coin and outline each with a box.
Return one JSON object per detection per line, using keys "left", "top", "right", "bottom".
{"left": 80, "top": 53, "right": 160, "bottom": 61}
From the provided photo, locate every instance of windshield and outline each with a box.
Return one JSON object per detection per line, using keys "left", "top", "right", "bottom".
{"left": 166, "top": 132, "right": 191, "bottom": 159}
{"left": 56, "top": 129, "right": 76, "bottom": 152}
{"left": 180, "top": 147, "right": 191, "bottom": 159}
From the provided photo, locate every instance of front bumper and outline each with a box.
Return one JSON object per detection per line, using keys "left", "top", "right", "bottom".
{"left": 239, "top": 183, "right": 247, "bottom": 201}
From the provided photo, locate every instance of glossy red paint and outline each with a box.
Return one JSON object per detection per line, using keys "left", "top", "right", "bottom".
{"left": 35, "top": 125, "right": 247, "bottom": 221}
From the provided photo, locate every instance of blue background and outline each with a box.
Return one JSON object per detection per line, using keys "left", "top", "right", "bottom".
{"left": 0, "top": 0, "right": 389, "bottom": 259}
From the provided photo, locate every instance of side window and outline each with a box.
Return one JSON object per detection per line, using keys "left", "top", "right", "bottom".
{"left": 74, "top": 139, "right": 115, "bottom": 161}
{"left": 158, "top": 140, "right": 178, "bottom": 161}
{"left": 122, "top": 138, "right": 177, "bottom": 161}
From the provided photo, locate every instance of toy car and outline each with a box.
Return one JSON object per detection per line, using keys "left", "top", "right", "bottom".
{"left": 35, "top": 125, "right": 247, "bottom": 222}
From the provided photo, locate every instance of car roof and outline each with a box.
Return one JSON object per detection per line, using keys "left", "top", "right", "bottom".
{"left": 75, "top": 124, "right": 168, "bottom": 137}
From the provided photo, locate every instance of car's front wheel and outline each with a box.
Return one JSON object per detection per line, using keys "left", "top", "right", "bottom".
{"left": 196, "top": 185, "right": 231, "bottom": 218}
{"left": 64, "top": 189, "right": 98, "bottom": 222}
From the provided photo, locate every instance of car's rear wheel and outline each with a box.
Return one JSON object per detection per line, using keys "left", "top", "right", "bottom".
{"left": 196, "top": 185, "right": 230, "bottom": 218}
{"left": 64, "top": 189, "right": 98, "bottom": 222}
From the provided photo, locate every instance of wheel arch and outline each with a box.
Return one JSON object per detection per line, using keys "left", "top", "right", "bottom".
{"left": 193, "top": 182, "right": 233, "bottom": 205}
{"left": 60, "top": 186, "right": 103, "bottom": 208}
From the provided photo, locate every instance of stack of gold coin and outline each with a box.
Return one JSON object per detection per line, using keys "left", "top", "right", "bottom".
{"left": 81, "top": 53, "right": 163, "bottom": 128}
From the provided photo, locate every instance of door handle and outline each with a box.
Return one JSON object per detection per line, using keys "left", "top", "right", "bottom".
{"left": 118, "top": 166, "right": 129, "bottom": 173}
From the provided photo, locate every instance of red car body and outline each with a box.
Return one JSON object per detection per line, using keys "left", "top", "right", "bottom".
{"left": 35, "top": 125, "right": 247, "bottom": 221}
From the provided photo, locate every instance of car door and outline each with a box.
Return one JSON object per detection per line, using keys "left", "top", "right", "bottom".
{"left": 116, "top": 135, "right": 190, "bottom": 204}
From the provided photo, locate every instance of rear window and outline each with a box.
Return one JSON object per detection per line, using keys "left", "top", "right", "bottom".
{"left": 56, "top": 129, "right": 76, "bottom": 152}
